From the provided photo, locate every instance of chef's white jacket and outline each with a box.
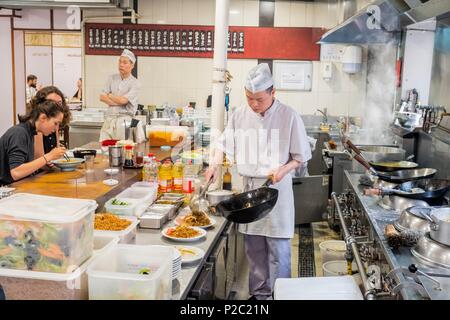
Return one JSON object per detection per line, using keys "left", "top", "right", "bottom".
{"left": 215, "top": 99, "right": 312, "bottom": 238}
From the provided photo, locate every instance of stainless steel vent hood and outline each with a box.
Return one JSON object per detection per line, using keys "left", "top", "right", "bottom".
{"left": 320, "top": 0, "right": 450, "bottom": 44}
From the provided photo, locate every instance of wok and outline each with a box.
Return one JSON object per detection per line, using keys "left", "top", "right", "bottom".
{"left": 343, "top": 137, "right": 437, "bottom": 183}
{"left": 215, "top": 178, "right": 278, "bottom": 224}
{"left": 369, "top": 160, "right": 418, "bottom": 172}
{"left": 365, "top": 179, "right": 450, "bottom": 200}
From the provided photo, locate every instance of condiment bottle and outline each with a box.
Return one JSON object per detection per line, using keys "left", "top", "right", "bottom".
{"left": 158, "top": 160, "right": 173, "bottom": 193}
{"left": 172, "top": 159, "right": 184, "bottom": 192}
{"left": 222, "top": 159, "right": 232, "bottom": 191}
{"left": 124, "top": 145, "right": 134, "bottom": 167}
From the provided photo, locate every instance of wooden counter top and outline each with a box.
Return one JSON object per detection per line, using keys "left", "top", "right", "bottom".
{"left": 11, "top": 143, "right": 174, "bottom": 209}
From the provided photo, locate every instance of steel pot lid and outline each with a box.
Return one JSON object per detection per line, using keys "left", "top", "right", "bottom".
{"left": 411, "top": 233, "right": 450, "bottom": 269}
{"left": 394, "top": 206, "right": 431, "bottom": 234}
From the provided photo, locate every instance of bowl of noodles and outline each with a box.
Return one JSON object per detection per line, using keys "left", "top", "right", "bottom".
{"left": 51, "top": 157, "right": 85, "bottom": 172}
{"left": 174, "top": 211, "right": 216, "bottom": 228}
{"left": 161, "top": 225, "right": 207, "bottom": 242}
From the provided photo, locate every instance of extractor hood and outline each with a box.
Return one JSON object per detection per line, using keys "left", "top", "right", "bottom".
{"left": 320, "top": 0, "right": 450, "bottom": 44}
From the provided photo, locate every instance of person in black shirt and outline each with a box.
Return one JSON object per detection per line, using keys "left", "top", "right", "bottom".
{"left": 0, "top": 100, "right": 67, "bottom": 186}
{"left": 20, "top": 86, "right": 71, "bottom": 157}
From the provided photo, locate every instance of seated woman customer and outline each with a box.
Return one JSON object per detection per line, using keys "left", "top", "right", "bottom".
{"left": 0, "top": 100, "right": 67, "bottom": 186}
{"left": 20, "top": 86, "right": 71, "bottom": 159}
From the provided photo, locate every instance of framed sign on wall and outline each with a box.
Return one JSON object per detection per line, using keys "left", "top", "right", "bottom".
{"left": 273, "top": 60, "right": 313, "bottom": 91}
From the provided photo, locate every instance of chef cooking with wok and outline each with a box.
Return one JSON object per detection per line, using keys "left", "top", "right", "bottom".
{"left": 205, "top": 63, "right": 312, "bottom": 300}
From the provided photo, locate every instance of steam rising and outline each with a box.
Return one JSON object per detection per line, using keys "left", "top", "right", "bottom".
{"left": 361, "top": 43, "right": 397, "bottom": 142}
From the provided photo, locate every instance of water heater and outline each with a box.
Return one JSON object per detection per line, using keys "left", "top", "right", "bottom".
{"left": 342, "top": 45, "right": 362, "bottom": 74}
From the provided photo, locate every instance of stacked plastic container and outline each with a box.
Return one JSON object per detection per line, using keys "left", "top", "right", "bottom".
{"left": 87, "top": 244, "right": 173, "bottom": 300}
{"left": 104, "top": 184, "right": 158, "bottom": 218}
{"left": 0, "top": 193, "right": 98, "bottom": 299}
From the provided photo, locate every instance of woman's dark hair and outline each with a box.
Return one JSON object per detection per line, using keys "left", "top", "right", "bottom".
{"left": 19, "top": 100, "right": 64, "bottom": 126}
{"left": 19, "top": 86, "right": 72, "bottom": 127}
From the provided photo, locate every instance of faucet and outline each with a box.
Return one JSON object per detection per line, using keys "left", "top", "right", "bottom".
{"left": 317, "top": 108, "right": 328, "bottom": 124}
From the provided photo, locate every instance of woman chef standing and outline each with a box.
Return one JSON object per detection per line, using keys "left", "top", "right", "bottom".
{"left": 205, "top": 63, "right": 312, "bottom": 300}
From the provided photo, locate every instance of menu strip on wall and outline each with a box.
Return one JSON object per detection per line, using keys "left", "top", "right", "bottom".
{"left": 85, "top": 23, "right": 324, "bottom": 60}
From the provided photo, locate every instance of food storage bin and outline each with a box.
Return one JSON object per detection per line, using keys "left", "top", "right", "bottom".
{"left": 131, "top": 182, "right": 158, "bottom": 203}
{"left": 274, "top": 276, "right": 363, "bottom": 300}
{"left": 0, "top": 252, "right": 99, "bottom": 300}
{"left": 0, "top": 193, "right": 97, "bottom": 273}
{"left": 87, "top": 244, "right": 173, "bottom": 300}
{"left": 93, "top": 234, "right": 120, "bottom": 256}
{"left": 94, "top": 215, "right": 139, "bottom": 244}
{"left": 104, "top": 197, "right": 139, "bottom": 216}
{"left": 105, "top": 187, "right": 155, "bottom": 217}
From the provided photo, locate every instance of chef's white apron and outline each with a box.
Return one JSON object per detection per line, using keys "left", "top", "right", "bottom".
{"left": 238, "top": 174, "right": 295, "bottom": 239}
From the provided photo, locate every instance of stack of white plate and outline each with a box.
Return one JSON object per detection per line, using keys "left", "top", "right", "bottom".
{"left": 172, "top": 248, "right": 182, "bottom": 280}
{"left": 147, "top": 245, "right": 182, "bottom": 280}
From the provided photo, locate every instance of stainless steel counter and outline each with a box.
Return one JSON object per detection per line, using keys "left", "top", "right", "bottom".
{"left": 135, "top": 214, "right": 230, "bottom": 300}
{"left": 344, "top": 171, "right": 450, "bottom": 300}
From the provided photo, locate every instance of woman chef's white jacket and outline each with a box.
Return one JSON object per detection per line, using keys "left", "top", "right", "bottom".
{"left": 216, "top": 100, "right": 312, "bottom": 239}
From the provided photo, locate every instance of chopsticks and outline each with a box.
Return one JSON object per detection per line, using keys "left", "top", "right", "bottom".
{"left": 59, "top": 142, "right": 70, "bottom": 162}
{"left": 63, "top": 153, "right": 71, "bottom": 162}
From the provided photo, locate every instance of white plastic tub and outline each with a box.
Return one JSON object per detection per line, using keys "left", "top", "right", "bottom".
{"left": 319, "top": 240, "right": 347, "bottom": 263}
{"left": 93, "top": 234, "right": 120, "bottom": 255}
{"left": 94, "top": 215, "right": 138, "bottom": 244}
{"left": 105, "top": 187, "right": 155, "bottom": 217}
{"left": 87, "top": 244, "right": 173, "bottom": 300}
{"left": 274, "top": 276, "right": 363, "bottom": 300}
{"left": 0, "top": 254, "right": 98, "bottom": 300}
{"left": 0, "top": 193, "right": 97, "bottom": 273}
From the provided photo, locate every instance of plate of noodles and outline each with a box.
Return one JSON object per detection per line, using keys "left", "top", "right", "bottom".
{"left": 161, "top": 225, "right": 207, "bottom": 242}
{"left": 174, "top": 211, "right": 216, "bottom": 229}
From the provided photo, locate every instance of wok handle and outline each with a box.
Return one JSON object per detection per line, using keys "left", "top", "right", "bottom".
{"left": 343, "top": 137, "right": 361, "bottom": 155}
{"left": 364, "top": 188, "right": 382, "bottom": 196}
{"left": 353, "top": 154, "right": 378, "bottom": 175}
{"left": 262, "top": 177, "right": 273, "bottom": 187}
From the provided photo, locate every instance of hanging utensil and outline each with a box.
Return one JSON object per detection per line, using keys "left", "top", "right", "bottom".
{"left": 215, "top": 177, "right": 278, "bottom": 224}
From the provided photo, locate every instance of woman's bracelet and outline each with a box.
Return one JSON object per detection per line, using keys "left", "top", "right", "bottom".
{"left": 43, "top": 155, "right": 48, "bottom": 163}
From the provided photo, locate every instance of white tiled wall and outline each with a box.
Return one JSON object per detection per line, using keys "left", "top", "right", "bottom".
{"left": 273, "top": 1, "right": 367, "bottom": 117}
{"left": 84, "top": 0, "right": 366, "bottom": 118}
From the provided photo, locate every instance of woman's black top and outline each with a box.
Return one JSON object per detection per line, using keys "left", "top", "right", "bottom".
{"left": 43, "top": 132, "right": 57, "bottom": 154}
{"left": 0, "top": 122, "right": 36, "bottom": 186}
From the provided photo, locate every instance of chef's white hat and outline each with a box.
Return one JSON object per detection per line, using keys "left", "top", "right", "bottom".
{"left": 121, "top": 49, "right": 136, "bottom": 63}
{"left": 245, "top": 63, "right": 274, "bottom": 93}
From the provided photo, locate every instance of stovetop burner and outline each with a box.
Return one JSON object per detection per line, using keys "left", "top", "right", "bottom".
{"left": 411, "top": 233, "right": 450, "bottom": 269}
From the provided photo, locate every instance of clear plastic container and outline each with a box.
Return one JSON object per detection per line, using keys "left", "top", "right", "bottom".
{"left": 104, "top": 198, "right": 139, "bottom": 216}
{"left": 0, "top": 236, "right": 116, "bottom": 300}
{"left": 274, "top": 276, "right": 363, "bottom": 300}
{"left": 105, "top": 187, "right": 155, "bottom": 218}
{"left": 94, "top": 215, "right": 139, "bottom": 244}
{"left": 0, "top": 193, "right": 97, "bottom": 273}
{"left": 87, "top": 244, "right": 173, "bottom": 300}
{"left": 93, "top": 234, "right": 120, "bottom": 255}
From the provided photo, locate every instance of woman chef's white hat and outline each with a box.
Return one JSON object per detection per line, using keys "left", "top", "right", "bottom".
{"left": 245, "top": 63, "right": 274, "bottom": 93}
{"left": 121, "top": 49, "right": 136, "bottom": 63}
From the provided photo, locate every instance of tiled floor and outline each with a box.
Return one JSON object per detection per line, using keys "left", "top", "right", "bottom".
{"left": 230, "top": 221, "right": 341, "bottom": 299}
